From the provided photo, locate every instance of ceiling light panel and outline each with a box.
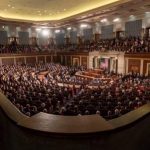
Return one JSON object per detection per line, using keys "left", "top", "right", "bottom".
{"left": 0, "top": 0, "right": 121, "bottom": 21}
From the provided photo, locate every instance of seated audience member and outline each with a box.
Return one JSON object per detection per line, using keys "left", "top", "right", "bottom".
{"left": 0, "top": 63, "right": 149, "bottom": 120}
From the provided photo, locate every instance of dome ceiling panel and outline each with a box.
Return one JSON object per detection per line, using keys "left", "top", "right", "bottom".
{"left": 0, "top": 0, "right": 124, "bottom": 21}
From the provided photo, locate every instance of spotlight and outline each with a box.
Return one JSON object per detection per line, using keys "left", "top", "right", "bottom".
{"left": 55, "top": 30, "right": 60, "bottom": 33}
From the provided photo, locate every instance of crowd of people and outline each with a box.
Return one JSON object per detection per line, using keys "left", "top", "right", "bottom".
{"left": 0, "top": 44, "right": 41, "bottom": 53}
{"left": 0, "top": 63, "right": 149, "bottom": 120}
{"left": 64, "top": 37, "right": 150, "bottom": 53}
{"left": 0, "top": 37, "right": 150, "bottom": 53}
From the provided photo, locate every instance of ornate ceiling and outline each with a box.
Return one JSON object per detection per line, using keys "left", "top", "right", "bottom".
{"left": 0, "top": 0, "right": 127, "bottom": 21}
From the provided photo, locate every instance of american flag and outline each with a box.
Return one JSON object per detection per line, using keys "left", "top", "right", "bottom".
{"left": 100, "top": 58, "right": 108, "bottom": 69}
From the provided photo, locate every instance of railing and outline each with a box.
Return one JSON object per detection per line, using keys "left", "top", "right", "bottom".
{"left": 0, "top": 92, "right": 150, "bottom": 134}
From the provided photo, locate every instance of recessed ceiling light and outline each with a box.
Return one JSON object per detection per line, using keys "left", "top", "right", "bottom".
{"left": 80, "top": 24, "right": 88, "bottom": 28}
{"left": 113, "top": 18, "right": 120, "bottom": 22}
{"left": 36, "top": 28, "right": 41, "bottom": 31}
{"left": 55, "top": 30, "right": 60, "bottom": 33}
{"left": 64, "top": 9, "right": 66, "bottom": 11}
{"left": 12, "top": 6, "right": 15, "bottom": 9}
{"left": 41, "top": 27, "right": 48, "bottom": 29}
{"left": 42, "top": 29, "right": 49, "bottom": 36}
{"left": 67, "top": 27, "right": 71, "bottom": 30}
{"left": 8, "top": 4, "right": 11, "bottom": 7}
{"left": 100, "top": 18, "right": 107, "bottom": 23}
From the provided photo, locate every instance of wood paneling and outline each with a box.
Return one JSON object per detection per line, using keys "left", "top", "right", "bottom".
{"left": 53, "top": 56, "right": 57, "bottom": 63}
{"left": 72, "top": 56, "right": 80, "bottom": 66}
{"left": 72, "top": 58, "right": 80, "bottom": 66}
{"left": 143, "top": 60, "right": 150, "bottom": 75}
{"left": 128, "top": 59, "right": 141, "bottom": 73}
{"left": 58, "top": 52, "right": 88, "bottom": 56}
{"left": 2, "top": 58, "right": 14, "bottom": 65}
{"left": 16, "top": 57, "right": 25, "bottom": 64}
{"left": 125, "top": 53, "right": 150, "bottom": 58}
{"left": 38, "top": 56, "right": 45, "bottom": 63}
{"left": 66, "top": 56, "right": 71, "bottom": 66}
{"left": 81, "top": 57, "right": 87, "bottom": 66}
{"left": 61, "top": 56, "right": 66, "bottom": 65}
{"left": 57, "top": 55, "right": 61, "bottom": 63}
{"left": 26, "top": 57, "right": 36, "bottom": 64}
{"left": 125, "top": 54, "right": 150, "bottom": 75}
{"left": 46, "top": 56, "right": 52, "bottom": 63}
{"left": 0, "top": 53, "right": 88, "bottom": 67}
